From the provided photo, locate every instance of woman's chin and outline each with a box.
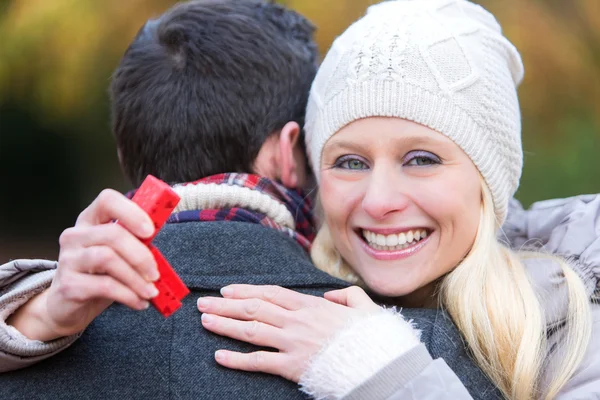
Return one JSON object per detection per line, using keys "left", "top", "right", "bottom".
{"left": 361, "top": 274, "right": 420, "bottom": 298}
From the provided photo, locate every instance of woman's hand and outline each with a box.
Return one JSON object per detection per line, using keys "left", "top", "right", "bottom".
{"left": 7, "top": 189, "right": 160, "bottom": 341}
{"left": 197, "top": 284, "right": 381, "bottom": 382}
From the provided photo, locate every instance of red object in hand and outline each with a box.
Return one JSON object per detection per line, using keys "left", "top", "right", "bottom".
{"left": 148, "top": 246, "right": 190, "bottom": 317}
{"left": 131, "top": 175, "right": 181, "bottom": 245}
{"left": 130, "top": 175, "right": 190, "bottom": 317}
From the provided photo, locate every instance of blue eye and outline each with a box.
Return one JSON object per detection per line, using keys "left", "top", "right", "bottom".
{"left": 334, "top": 156, "right": 369, "bottom": 170}
{"left": 404, "top": 151, "right": 441, "bottom": 167}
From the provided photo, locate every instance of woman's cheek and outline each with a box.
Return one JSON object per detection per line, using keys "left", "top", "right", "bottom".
{"left": 319, "top": 174, "right": 336, "bottom": 213}
{"left": 320, "top": 175, "right": 363, "bottom": 242}
{"left": 320, "top": 174, "right": 357, "bottom": 214}
{"left": 410, "top": 180, "right": 457, "bottom": 217}
{"left": 419, "top": 173, "right": 477, "bottom": 218}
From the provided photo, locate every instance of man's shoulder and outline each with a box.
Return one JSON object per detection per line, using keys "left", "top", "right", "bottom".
{"left": 159, "top": 221, "right": 305, "bottom": 253}
{"left": 154, "top": 221, "right": 349, "bottom": 291}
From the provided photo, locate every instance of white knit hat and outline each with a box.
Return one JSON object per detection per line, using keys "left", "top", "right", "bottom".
{"left": 305, "top": 0, "right": 524, "bottom": 223}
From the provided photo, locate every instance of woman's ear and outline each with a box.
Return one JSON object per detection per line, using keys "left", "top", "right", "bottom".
{"left": 278, "top": 121, "right": 301, "bottom": 188}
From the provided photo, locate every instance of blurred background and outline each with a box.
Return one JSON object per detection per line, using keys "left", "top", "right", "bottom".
{"left": 1, "top": 0, "right": 599, "bottom": 261}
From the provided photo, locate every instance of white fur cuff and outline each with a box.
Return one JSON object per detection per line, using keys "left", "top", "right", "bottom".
{"left": 299, "top": 308, "right": 421, "bottom": 400}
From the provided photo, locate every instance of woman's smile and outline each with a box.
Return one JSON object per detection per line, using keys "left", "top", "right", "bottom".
{"left": 356, "top": 227, "right": 432, "bottom": 260}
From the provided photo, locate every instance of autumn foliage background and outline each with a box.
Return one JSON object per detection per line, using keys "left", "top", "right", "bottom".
{"left": 1, "top": 0, "right": 599, "bottom": 260}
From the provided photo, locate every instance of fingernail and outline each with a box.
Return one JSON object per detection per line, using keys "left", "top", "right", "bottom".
{"left": 197, "top": 298, "right": 211, "bottom": 309}
{"left": 146, "top": 269, "right": 160, "bottom": 282}
{"left": 201, "top": 314, "right": 214, "bottom": 324}
{"left": 146, "top": 285, "right": 159, "bottom": 298}
{"left": 140, "top": 301, "right": 150, "bottom": 310}
{"left": 142, "top": 223, "right": 155, "bottom": 237}
{"left": 215, "top": 350, "right": 225, "bottom": 362}
{"left": 220, "top": 287, "right": 233, "bottom": 297}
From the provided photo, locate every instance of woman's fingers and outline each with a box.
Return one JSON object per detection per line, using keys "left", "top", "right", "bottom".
{"left": 220, "top": 285, "right": 317, "bottom": 310}
{"left": 58, "top": 272, "right": 150, "bottom": 311}
{"left": 205, "top": 287, "right": 373, "bottom": 384}
{"left": 60, "top": 224, "right": 158, "bottom": 281}
{"left": 75, "top": 189, "right": 155, "bottom": 239}
{"left": 75, "top": 246, "right": 159, "bottom": 301}
{"left": 214, "top": 350, "right": 289, "bottom": 379}
{"left": 197, "top": 297, "right": 288, "bottom": 328}
{"left": 201, "top": 314, "right": 289, "bottom": 349}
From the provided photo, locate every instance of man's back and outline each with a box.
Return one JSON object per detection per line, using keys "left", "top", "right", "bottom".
{"left": 0, "top": 222, "right": 348, "bottom": 399}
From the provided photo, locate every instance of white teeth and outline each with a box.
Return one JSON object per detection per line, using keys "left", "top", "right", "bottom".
{"left": 362, "top": 228, "right": 430, "bottom": 251}
{"left": 386, "top": 234, "right": 398, "bottom": 246}
{"left": 398, "top": 232, "right": 407, "bottom": 245}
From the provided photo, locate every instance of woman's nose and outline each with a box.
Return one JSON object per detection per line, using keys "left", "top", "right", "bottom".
{"left": 361, "top": 166, "right": 410, "bottom": 220}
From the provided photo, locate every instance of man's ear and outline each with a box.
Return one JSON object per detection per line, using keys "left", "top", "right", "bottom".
{"left": 278, "top": 121, "right": 301, "bottom": 188}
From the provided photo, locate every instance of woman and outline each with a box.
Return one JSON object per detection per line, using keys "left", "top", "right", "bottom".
{"left": 197, "top": 0, "right": 599, "bottom": 398}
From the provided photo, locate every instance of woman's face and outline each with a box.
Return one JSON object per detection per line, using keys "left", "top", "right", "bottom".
{"left": 319, "top": 117, "right": 481, "bottom": 303}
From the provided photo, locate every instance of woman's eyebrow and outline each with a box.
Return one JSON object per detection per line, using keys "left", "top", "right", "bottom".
{"left": 323, "top": 140, "right": 366, "bottom": 153}
{"left": 325, "top": 134, "right": 450, "bottom": 153}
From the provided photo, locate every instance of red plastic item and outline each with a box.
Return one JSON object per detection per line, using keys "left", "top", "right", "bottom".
{"left": 131, "top": 175, "right": 181, "bottom": 245}
{"left": 149, "top": 246, "right": 190, "bottom": 317}
{"left": 129, "top": 175, "right": 190, "bottom": 317}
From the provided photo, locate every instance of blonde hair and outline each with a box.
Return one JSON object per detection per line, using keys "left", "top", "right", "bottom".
{"left": 311, "top": 182, "right": 592, "bottom": 399}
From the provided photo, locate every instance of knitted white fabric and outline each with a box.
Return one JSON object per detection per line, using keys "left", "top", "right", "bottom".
{"left": 299, "top": 307, "right": 421, "bottom": 399}
{"left": 305, "top": 0, "right": 524, "bottom": 223}
{"left": 172, "top": 182, "right": 296, "bottom": 229}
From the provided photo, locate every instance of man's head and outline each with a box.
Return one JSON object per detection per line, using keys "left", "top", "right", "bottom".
{"left": 110, "top": 0, "right": 318, "bottom": 189}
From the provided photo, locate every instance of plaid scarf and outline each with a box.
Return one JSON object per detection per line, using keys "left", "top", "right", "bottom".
{"left": 129, "top": 174, "right": 315, "bottom": 252}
